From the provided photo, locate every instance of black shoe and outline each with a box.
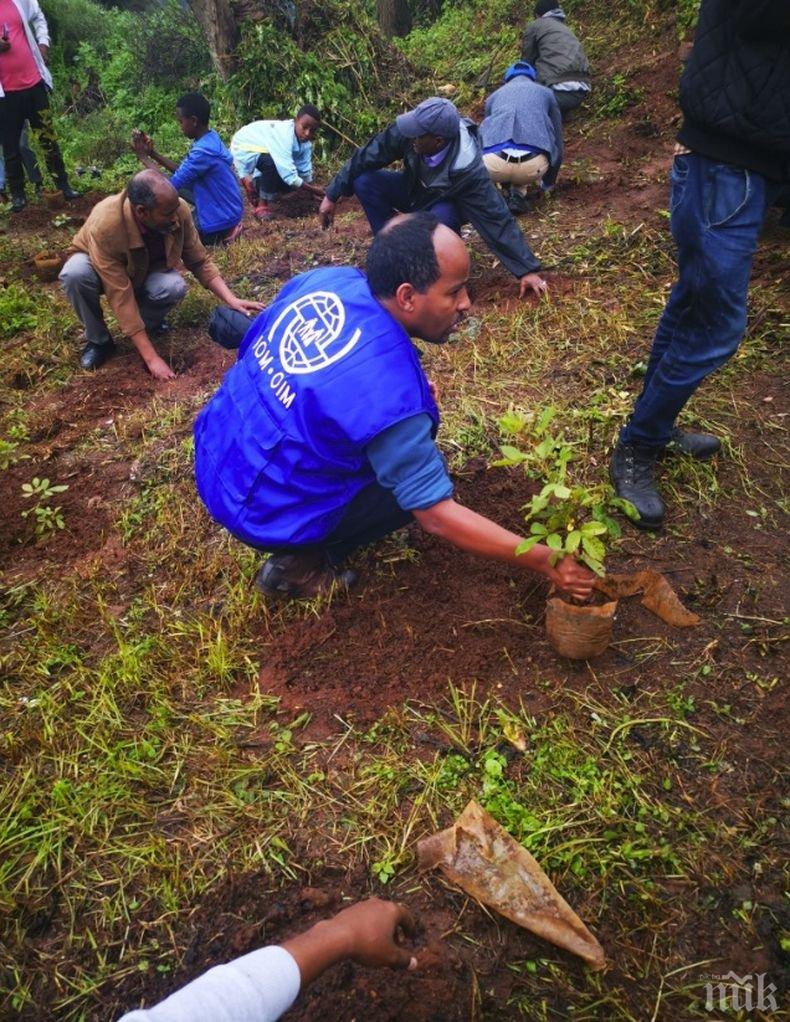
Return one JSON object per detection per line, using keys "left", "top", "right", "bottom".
{"left": 58, "top": 182, "right": 80, "bottom": 201}
{"left": 507, "top": 192, "right": 534, "bottom": 215}
{"left": 152, "top": 322, "right": 170, "bottom": 335}
{"left": 255, "top": 552, "right": 357, "bottom": 599}
{"left": 79, "top": 341, "right": 115, "bottom": 371}
{"left": 11, "top": 194, "right": 26, "bottom": 213}
{"left": 610, "top": 441, "right": 664, "bottom": 530}
{"left": 666, "top": 427, "right": 721, "bottom": 460}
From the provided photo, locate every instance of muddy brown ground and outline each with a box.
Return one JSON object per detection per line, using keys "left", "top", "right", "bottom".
{"left": 2, "top": 28, "right": 788, "bottom": 1021}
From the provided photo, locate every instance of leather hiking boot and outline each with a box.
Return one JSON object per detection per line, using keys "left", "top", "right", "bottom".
{"left": 58, "top": 182, "right": 80, "bottom": 201}
{"left": 610, "top": 441, "right": 664, "bottom": 530}
{"left": 11, "top": 194, "right": 26, "bottom": 213}
{"left": 665, "top": 427, "right": 721, "bottom": 460}
{"left": 255, "top": 551, "right": 357, "bottom": 599}
{"left": 79, "top": 340, "right": 115, "bottom": 371}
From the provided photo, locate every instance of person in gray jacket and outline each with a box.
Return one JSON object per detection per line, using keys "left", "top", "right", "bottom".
{"left": 521, "top": 0, "right": 591, "bottom": 119}
{"left": 481, "top": 61, "right": 563, "bottom": 214}
{"left": 318, "top": 96, "right": 549, "bottom": 299}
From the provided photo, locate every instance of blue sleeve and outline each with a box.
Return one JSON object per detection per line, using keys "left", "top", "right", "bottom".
{"left": 171, "top": 145, "right": 209, "bottom": 191}
{"left": 366, "top": 414, "right": 453, "bottom": 511}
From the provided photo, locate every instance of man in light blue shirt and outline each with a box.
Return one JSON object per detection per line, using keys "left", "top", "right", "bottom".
{"left": 230, "top": 105, "right": 324, "bottom": 221}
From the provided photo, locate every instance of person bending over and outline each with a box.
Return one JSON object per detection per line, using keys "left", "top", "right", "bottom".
{"left": 230, "top": 105, "right": 324, "bottom": 221}
{"left": 480, "top": 61, "right": 563, "bottom": 215}
{"left": 132, "top": 92, "right": 244, "bottom": 247}
{"left": 195, "top": 213, "right": 592, "bottom": 602}
{"left": 521, "top": 0, "right": 591, "bottom": 119}
{"left": 60, "top": 171, "right": 262, "bottom": 378}
{"left": 318, "top": 97, "right": 548, "bottom": 300}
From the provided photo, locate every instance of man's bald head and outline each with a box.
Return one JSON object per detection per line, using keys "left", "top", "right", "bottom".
{"left": 128, "top": 170, "right": 181, "bottom": 235}
{"left": 128, "top": 170, "right": 177, "bottom": 211}
{"left": 366, "top": 212, "right": 471, "bottom": 344}
{"left": 367, "top": 213, "right": 464, "bottom": 298}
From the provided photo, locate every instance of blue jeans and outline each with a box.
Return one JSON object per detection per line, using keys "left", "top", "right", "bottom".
{"left": 621, "top": 154, "right": 779, "bottom": 449}
{"left": 352, "top": 169, "right": 461, "bottom": 234}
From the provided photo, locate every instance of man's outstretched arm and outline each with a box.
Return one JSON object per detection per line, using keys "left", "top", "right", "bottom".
{"left": 414, "top": 498, "right": 595, "bottom": 601}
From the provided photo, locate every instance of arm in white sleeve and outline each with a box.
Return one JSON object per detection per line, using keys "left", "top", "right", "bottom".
{"left": 117, "top": 945, "right": 301, "bottom": 1022}
{"left": 28, "top": 0, "right": 51, "bottom": 44}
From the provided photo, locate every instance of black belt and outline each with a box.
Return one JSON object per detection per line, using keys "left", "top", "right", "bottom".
{"left": 499, "top": 151, "right": 540, "bottom": 164}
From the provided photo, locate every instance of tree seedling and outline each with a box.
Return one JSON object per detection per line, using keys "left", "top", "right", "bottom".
{"left": 21, "top": 476, "right": 68, "bottom": 540}
{"left": 495, "top": 406, "right": 637, "bottom": 575}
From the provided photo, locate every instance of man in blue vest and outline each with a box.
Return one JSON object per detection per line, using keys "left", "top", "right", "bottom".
{"left": 194, "top": 213, "right": 593, "bottom": 602}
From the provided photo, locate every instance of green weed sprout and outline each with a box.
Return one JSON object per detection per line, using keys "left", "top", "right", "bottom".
{"left": 21, "top": 477, "right": 69, "bottom": 540}
{"left": 494, "top": 407, "right": 637, "bottom": 575}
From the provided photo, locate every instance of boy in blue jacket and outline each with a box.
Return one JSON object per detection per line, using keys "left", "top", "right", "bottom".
{"left": 132, "top": 92, "right": 243, "bottom": 246}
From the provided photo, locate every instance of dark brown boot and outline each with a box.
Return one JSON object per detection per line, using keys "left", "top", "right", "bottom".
{"left": 254, "top": 551, "right": 356, "bottom": 599}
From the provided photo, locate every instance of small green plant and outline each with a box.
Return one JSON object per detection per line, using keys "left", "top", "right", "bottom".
{"left": 21, "top": 477, "right": 69, "bottom": 539}
{"left": 594, "top": 72, "right": 644, "bottom": 119}
{"left": 0, "top": 437, "right": 28, "bottom": 470}
{"left": 495, "top": 407, "right": 636, "bottom": 575}
{"left": 0, "top": 284, "right": 39, "bottom": 339}
{"left": 371, "top": 854, "right": 397, "bottom": 884}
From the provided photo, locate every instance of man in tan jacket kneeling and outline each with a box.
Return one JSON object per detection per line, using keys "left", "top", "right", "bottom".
{"left": 60, "top": 170, "right": 262, "bottom": 379}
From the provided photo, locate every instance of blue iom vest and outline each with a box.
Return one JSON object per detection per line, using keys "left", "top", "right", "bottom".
{"left": 195, "top": 267, "right": 439, "bottom": 548}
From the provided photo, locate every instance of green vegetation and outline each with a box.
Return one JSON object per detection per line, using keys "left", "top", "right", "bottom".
{"left": 496, "top": 406, "right": 637, "bottom": 574}
{"left": 20, "top": 477, "right": 69, "bottom": 540}
{"left": 1, "top": 0, "right": 784, "bottom": 1018}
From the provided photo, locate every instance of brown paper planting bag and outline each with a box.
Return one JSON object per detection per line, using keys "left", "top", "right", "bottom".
{"left": 418, "top": 800, "right": 606, "bottom": 969}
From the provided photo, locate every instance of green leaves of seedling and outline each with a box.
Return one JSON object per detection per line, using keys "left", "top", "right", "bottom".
{"left": 21, "top": 477, "right": 69, "bottom": 540}
{"left": 496, "top": 406, "right": 631, "bottom": 574}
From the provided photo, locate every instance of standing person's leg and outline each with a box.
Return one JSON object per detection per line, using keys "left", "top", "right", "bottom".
{"left": 612, "top": 154, "right": 776, "bottom": 526}
{"left": 0, "top": 90, "right": 28, "bottom": 205}
{"left": 135, "top": 270, "right": 187, "bottom": 332}
{"left": 24, "top": 83, "right": 75, "bottom": 196}
{"left": 19, "top": 124, "right": 42, "bottom": 188}
{"left": 352, "top": 170, "right": 412, "bottom": 233}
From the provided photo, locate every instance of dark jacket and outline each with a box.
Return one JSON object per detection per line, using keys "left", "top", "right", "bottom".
{"left": 521, "top": 16, "right": 590, "bottom": 88}
{"left": 325, "top": 120, "right": 541, "bottom": 277}
{"left": 481, "top": 77, "right": 564, "bottom": 187}
{"left": 677, "top": 0, "right": 790, "bottom": 182}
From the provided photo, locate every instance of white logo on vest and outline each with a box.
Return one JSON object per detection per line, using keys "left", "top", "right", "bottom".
{"left": 271, "top": 291, "right": 362, "bottom": 375}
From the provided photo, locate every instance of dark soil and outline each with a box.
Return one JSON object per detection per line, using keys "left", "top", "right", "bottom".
{"left": 3, "top": 28, "right": 789, "bottom": 1022}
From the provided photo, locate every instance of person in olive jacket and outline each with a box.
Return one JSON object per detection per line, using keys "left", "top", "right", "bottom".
{"left": 521, "top": 0, "right": 591, "bottom": 119}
